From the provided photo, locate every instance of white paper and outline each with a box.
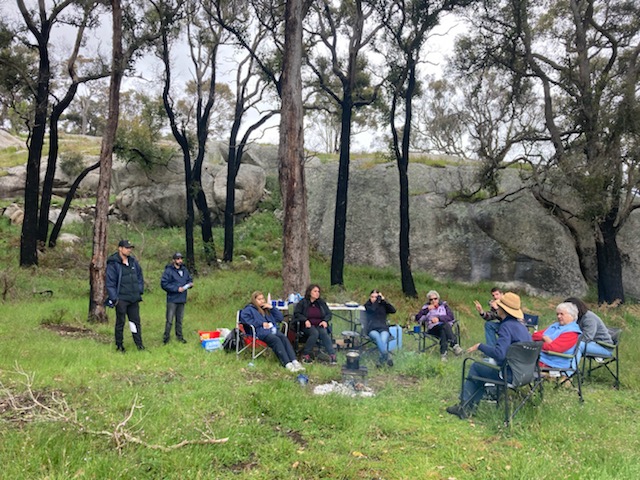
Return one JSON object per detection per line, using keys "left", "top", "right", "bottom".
{"left": 129, "top": 321, "right": 138, "bottom": 333}
{"left": 183, "top": 283, "right": 191, "bottom": 290}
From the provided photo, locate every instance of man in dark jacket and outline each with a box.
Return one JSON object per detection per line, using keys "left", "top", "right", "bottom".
{"left": 106, "top": 240, "right": 145, "bottom": 352}
{"left": 160, "top": 252, "right": 193, "bottom": 344}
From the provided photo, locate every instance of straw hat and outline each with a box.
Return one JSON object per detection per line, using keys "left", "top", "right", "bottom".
{"left": 496, "top": 292, "right": 524, "bottom": 319}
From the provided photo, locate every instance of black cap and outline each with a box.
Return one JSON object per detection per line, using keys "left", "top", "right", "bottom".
{"left": 118, "top": 239, "right": 134, "bottom": 248}
{"left": 173, "top": 252, "right": 183, "bottom": 259}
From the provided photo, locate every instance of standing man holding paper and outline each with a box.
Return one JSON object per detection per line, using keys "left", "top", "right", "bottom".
{"left": 161, "top": 252, "right": 193, "bottom": 344}
{"left": 106, "top": 240, "right": 146, "bottom": 353}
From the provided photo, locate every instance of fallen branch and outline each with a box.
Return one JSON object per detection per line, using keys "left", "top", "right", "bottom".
{"left": 1, "top": 363, "right": 228, "bottom": 454}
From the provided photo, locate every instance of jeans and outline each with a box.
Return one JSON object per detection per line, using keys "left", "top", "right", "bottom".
{"left": 428, "top": 323, "right": 456, "bottom": 354}
{"left": 461, "top": 362, "right": 505, "bottom": 411}
{"left": 301, "top": 326, "right": 335, "bottom": 355}
{"left": 369, "top": 329, "right": 390, "bottom": 359}
{"left": 484, "top": 321, "right": 500, "bottom": 348}
{"left": 576, "top": 340, "right": 613, "bottom": 367}
{"left": 115, "top": 300, "right": 143, "bottom": 348}
{"left": 263, "top": 332, "right": 297, "bottom": 366}
{"left": 164, "top": 302, "right": 186, "bottom": 340}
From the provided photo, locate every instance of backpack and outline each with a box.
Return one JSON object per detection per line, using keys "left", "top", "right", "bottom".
{"left": 222, "top": 328, "right": 241, "bottom": 352}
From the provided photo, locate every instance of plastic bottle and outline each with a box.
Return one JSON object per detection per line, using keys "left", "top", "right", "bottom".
{"left": 267, "top": 292, "right": 272, "bottom": 304}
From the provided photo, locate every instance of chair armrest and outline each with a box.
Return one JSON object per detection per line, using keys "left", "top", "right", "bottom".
{"left": 467, "top": 358, "right": 501, "bottom": 370}
{"left": 544, "top": 351, "right": 574, "bottom": 359}
{"left": 594, "top": 340, "right": 615, "bottom": 349}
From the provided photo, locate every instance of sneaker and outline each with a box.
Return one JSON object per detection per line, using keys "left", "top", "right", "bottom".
{"left": 446, "top": 404, "right": 468, "bottom": 419}
{"left": 163, "top": 338, "right": 169, "bottom": 345}
{"left": 137, "top": 345, "right": 146, "bottom": 351}
{"left": 441, "top": 353, "right": 448, "bottom": 362}
{"left": 116, "top": 345, "right": 126, "bottom": 353}
{"left": 292, "top": 360, "right": 305, "bottom": 372}
{"left": 594, "top": 357, "right": 605, "bottom": 363}
{"left": 452, "top": 344, "right": 464, "bottom": 356}
{"left": 329, "top": 354, "right": 337, "bottom": 365}
{"left": 177, "top": 338, "right": 187, "bottom": 344}
{"left": 285, "top": 362, "right": 296, "bottom": 372}
{"left": 302, "top": 355, "right": 313, "bottom": 364}
{"left": 387, "top": 358, "right": 394, "bottom": 367}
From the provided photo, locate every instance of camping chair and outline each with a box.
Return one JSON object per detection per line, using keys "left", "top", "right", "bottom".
{"left": 415, "top": 316, "right": 461, "bottom": 355}
{"left": 523, "top": 313, "right": 539, "bottom": 332}
{"left": 235, "top": 310, "right": 289, "bottom": 361}
{"left": 355, "top": 311, "right": 395, "bottom": 359}
{"left": 580, "top": 327, "right": 621, "bottom": 389}
{"left": 459, "top": 341, "right": 544, "bottom": 426}
{"left": 539, "top": 335, "right": 584, "bottom": 402}
{"left": 287, "top": 312, "right": 335, "bottom": 360}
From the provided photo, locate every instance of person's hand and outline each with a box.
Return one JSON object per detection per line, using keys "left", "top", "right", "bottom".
{"left": 106, "top": 299, "right": 116, "bottom": 308}
{"left": 378, "top": 292, "right": 385, "bottom": 301}
{"left": 263, "top": 322, "right": 273, "bottom": 329}
{"left": 473, "top": 300, "right": 484, "bottom": 314}
{"left": 430, "top": 317, "right": 439, "bottom": 323}
{"left": 305, "top": 320, "right": 311, "bottom": 329}
{"left": 427, "top": 303, "right": 436, "bottom": 311}
{"left": 262, "top": 302, "right": 272, "bottom": 310}
{"left": 178, "top": 286, "right": 184, "bottom": 292}
{"left": 319, "top": 321, "right": 328, "bottom": 328}
{"left": 467, "top": 343, "right": 480, "bottom": 353}
{"left": 542, "top": 335, "right": 552, "bottom": 343}
{"left": 489, "top": 299, "right": 498, "bottom": 310}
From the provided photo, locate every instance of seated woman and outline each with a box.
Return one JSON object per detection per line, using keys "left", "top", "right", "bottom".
{"left": 364, "top": 290, "right": 396, "bottom": 367}
{"left": 532, "top": 302, "right": 582, "bottom": 370}
{"left": 415, "top": 290, "right": 462, "bottom": 361}
{"left": 565, "top": 297, "right": 614, "bottom": 359}
{"left": 293, "top": 284, "right": 336, "bottom": 364}
{"left": 240, "top": 291, "right": 304, "bottom": 372}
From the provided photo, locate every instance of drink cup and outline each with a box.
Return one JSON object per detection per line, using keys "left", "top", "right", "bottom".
{"left": 413, "top": 325, "right": 421, "bottom": 333}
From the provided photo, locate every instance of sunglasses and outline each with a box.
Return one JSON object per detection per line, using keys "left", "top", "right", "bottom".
{"left": 428, "top": 297, "right": 438, "bottom": 302}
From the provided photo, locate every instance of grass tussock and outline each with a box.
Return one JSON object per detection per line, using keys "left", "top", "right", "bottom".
{"left": 0, "top": 212, "right": 639, "bottom": 479}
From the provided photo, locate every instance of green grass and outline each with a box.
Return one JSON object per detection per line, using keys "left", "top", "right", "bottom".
{"left": 0, "top": 213, "right": 639, "bottom": 479}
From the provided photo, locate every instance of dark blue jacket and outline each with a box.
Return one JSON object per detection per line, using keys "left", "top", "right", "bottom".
{"left": 161, "top": 264, "right": 193, "bottom": 304}
{"left": 240, "top": 304, "right": 284, "bottom": 340}
{"left": 364, "top": 298, "right": 396, "bottom": 333}
{"left": 478, "top": 316, "right": 531, "bottom": 366}
{"left": 106, "top": 252, "right": 144, "bottom": 303}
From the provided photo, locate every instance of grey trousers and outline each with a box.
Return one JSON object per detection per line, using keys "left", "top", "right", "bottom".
{"left": 164, "top": 302, "right": 186, "bottom": 340}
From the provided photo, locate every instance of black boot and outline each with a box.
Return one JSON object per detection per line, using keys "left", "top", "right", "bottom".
{"left": 116, "top": 345, "right": 126, "bottom": 353}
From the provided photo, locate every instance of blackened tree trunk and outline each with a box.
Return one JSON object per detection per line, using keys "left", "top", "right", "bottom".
{"left": 88, "top": 0, "right": 124, "bottom": 323}
{"left": 49, "top": 161, "right": 100, "bottom": 248}
{"left": 596, "top": 217, "right": 624, "bottom": 304}
{"left": 330, "top": 99, "right": 353, "bottom": 286}
{"left": 279, "top": 0, "right": 310, "bottom": 295}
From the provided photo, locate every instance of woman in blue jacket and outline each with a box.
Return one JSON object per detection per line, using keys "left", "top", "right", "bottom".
{"left": 240, "top": 291, "right": 304, "bottom": 372}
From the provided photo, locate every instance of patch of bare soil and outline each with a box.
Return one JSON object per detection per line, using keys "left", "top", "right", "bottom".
{"left": 0, "top": 388, "right": 65, "bottom": 425}
{"left": 367, "top": 373, "right": 421, "bottom": 390}
{"left": 42, "top": 323, "right": 110, "bottom": 343}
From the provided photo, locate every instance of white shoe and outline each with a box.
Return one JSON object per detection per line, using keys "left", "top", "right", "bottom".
{"left": 285, "top": 362, "right": 295, "bottom": 372}
{"left": 292, "top": 360, "right": 303, "bottom": 369}
{"left": 452, "top": 344, "right": 463, "bottom": 356}
{"left": 441, "top": 353, "right": 448, "bottom": 362}
{"left": 292, "top": 361, "right": 305, "bottom": 372}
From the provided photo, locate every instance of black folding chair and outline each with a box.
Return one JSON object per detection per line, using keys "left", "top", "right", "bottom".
{"left": 460, "top": 341, "right": 544, "bottom": 426}
{"left": 415, "top": 319, "right": 461, "bottom": 354}
{"left": 581, "top": 327, "right": 621, "bottom": 389}
{"left": 539, "top": 335, "right": 584, "bottom": 402}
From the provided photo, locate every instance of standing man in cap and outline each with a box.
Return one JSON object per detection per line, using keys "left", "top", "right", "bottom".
{"left": 161, "top": 252, "right": 193, "bottom": 344}
{"left": 106, "top": 240, "right": 146, "bottom": 352}
{"left": 446, "top": 292, "right": 531, "bottom": 419}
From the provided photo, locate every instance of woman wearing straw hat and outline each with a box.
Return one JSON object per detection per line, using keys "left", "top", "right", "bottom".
{"left": 446, "top": 292, "right": 531, "bottom": 419}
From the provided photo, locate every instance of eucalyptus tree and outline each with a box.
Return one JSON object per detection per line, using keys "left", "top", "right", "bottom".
{"left": 305, "top": 0, "right": 383, "bottom": 287}
{"left": 8, "top": 0, "right": 108, "bottom": 266}
{"left": 207, "top": 1, "right": 278, "bottom": 263}
{"left": 153, "top": 0, "right": 227, "bottom": 271}
{"left": 374, "top": 0, "right": 473, "bottom": 297}
{"left": 214, "top": 0, "right": 312, "bottom": 294}
{"left": 453, "top": 0, "right": 640, "bottom": 304}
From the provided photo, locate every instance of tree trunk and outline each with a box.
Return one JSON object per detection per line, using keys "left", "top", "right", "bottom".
{"left": 48, "top": 161, "right": 100, "bottom": 248}
{"left": 399, "top": 62, "right": 417, "bottom": 298}
{"left": 38, "top": 86, "right": 78, "bottom": 246}
{"left": 596, "top": 217, "right": 624, "bottom": 305}
{"left": 330, "top": 99, "right": 353, "bottom": 286}
{"left": 20, "top": 39, "right": 50, "bottom": 267}
{"left": 223, "top": 145, "right": 240, "bottom": 262}
{"left": 279, "top": 0, "right": 310, "bottom": 295}
{"left": 88, "top": 0, "right": 124, "bottom": 323}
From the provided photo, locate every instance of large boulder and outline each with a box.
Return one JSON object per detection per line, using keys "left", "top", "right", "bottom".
{"left": 212, "top": 164, "right": 266, "bottom": 214}
{"left": 306, "top": 161, "right": 593, "bottom": 298}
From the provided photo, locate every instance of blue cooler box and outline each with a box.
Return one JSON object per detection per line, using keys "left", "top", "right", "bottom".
{"left": 388, "top": 325, "right": 403, "bottom": 351}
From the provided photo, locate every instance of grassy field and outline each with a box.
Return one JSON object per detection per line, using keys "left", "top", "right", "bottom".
{"left": 0, "top": 211, "right": 639, "bottom": 479}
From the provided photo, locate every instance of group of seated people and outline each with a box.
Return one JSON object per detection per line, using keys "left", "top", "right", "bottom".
{"left": 446, "top": 289, "right": 616, "bottom": 419}
{"left": 239, "top": 284, "right": 616, "bottom": 419}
